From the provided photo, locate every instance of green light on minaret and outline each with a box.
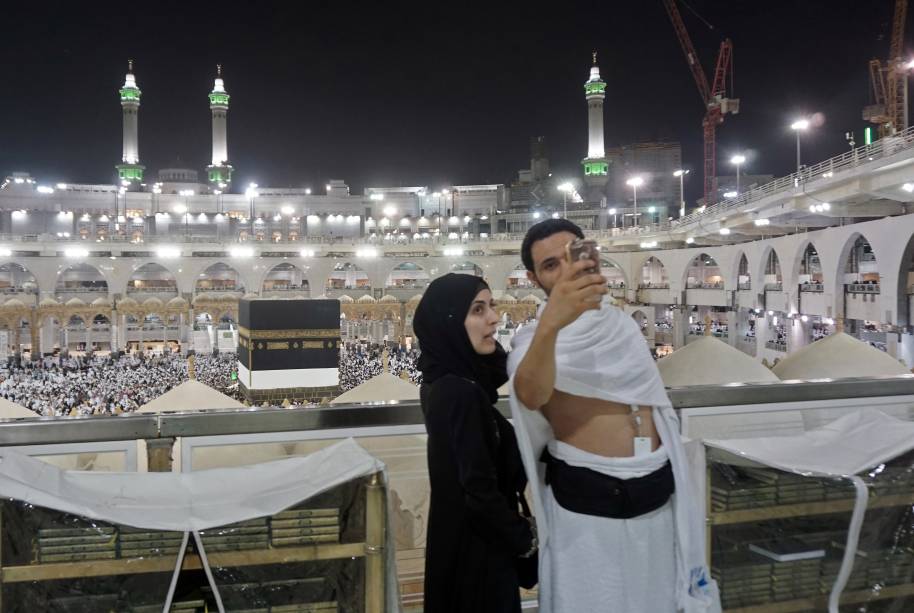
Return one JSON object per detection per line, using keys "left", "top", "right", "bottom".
{"left": 119, "top": 60, "right": 141, "bottom": 103}
{"left": 209, "top": 92, "right": 230, "bottom": 106}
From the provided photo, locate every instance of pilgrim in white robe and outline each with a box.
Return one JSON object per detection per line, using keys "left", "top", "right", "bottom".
{"left": 507, "top": 299, "right": 720, "bottom": 613}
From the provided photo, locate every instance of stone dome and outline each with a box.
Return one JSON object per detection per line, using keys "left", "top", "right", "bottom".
{"left": 772, "top": 332, "right": 911, "bottom": 380}
{"left": 657, "top": 336, "right": 780, "bottom": 387}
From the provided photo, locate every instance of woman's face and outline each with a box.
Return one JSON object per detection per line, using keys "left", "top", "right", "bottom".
{"left": 464, "top": 289, "right": 500, "bottom": 355}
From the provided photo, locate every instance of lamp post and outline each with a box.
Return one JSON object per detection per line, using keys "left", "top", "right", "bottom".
{"left": 673, "top": 169, "right": 689, "bottom": 218}
{"left": 626, "top": 176, "right": 644, "bottom": 230}
{"left": 557, "top": 182, "right": 573, "bottom": 219}
{"left": 791, "top": 119, "right": 809, "bottom": 173}
{"left": 730, "top": 154, "right": 745, "bottom": 195}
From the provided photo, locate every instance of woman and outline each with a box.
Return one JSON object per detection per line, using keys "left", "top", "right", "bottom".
{"left": 413, "top": 273, "right": 537, "bottom": 613}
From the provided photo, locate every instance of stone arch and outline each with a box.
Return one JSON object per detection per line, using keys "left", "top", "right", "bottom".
{"left": 327, "top": 262, "right": 370, "bottom": 291}
{"left": 194, "top": 262, "right": 245, "bottom": 294}
{"left": 450, "top": 261, "right": 484, "bottom": 277}
{"left": 0, "top": 262, "right": 39, "bottom": 295}
{"left": 793, "top": 240, "right": 824, "bottom": 287}
{"left": 127, "top": 262, "right": 178, "bottom": 296}
{"left": 836, "top": 232, "right": 879, "bottom": 288}
{"left": 756, "top": 245, "right": 784, "bottom": 291}
{"left": 640, "top": 256, "right": 669, "bottom": 288}
{"left": 630, "top": 310, "right": 649, "bottom": 337}
{"left": 260, "top": 262, "right": 311, "bottom": 294}
{"left": 600, "top": 257, "right": 628, "bottom": 288}
{"left": 55, "top": 263, "right": 109, "bottom": 295}
{"left": 507, "top": 263, "right": 536, "bottom": 290}
{"left": 683, "top": 253, "right": 722, "bottom": 289}
{"left": 735, "top": 251, "right": 751, "bottom": 289}
{"left": 385, "top": 261, "right": 430, "bottom": 289}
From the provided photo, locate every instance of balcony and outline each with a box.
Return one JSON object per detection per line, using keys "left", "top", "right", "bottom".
{"left": 3, "top": 378, "right": 914, "bottom": 611}
{"left": 846, "top": 283, "right": 880, "bottom": 294}
{"left": 800, "top": 282, "right": 824, "bottom": 292}
{"left": 765, "top": 339, "right": 787, "bottom": 352}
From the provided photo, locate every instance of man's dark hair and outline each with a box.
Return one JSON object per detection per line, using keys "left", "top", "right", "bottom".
{"left": 520, "top": 219, "right": 585, "bottom": 272}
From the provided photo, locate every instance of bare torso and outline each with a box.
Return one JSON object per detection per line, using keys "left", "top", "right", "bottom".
{"left": 541, "top": 389, "right": 660, "bottom": 457}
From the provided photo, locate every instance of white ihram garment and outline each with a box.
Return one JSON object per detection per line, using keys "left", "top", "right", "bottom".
{"left": 507, "top": 300, "right": 720, "bottom": 613}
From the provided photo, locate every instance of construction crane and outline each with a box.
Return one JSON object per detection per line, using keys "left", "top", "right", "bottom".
{"left": 864, "top": 0, "right": 909, "bottom": 137}
{"left": 662, "top": 0, "right": 739, "bottom": 206}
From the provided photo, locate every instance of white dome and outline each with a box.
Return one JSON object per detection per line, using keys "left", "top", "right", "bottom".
{"left": 65, "top": 297, "right": 85, "bottom": 307}
{"left": 357, "top": 294, "right": 376, "bottom": 303}
{"left": 499, "top": 294, "right": 518, "bottom": 304}
{"left": 772, "top": 332, "right": 911, "bottom": 380}
{"left": 91, "top": 297, "right": 111, "bottom": 306}
{"left": 337, "top": 294, "right": 354, "bottom": 303}
{"left": 657, "top": 336, "right": 779, "bottom": 387}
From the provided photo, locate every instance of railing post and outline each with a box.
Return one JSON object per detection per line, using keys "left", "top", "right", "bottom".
{"left": 365, "top": 471, "right": 387, "bottom": 613}
{"left": 145, "top": 437, "right": 174, "bottom": 472}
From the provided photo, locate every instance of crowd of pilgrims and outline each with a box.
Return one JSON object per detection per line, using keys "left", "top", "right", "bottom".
{"left": 0, "top": 344, "right": 423, "bottom": 416}
{"left": 0, "top": 352, "right": 239, "bottom": 416}
{"left": 338, "top": 342, "right": 422, "bottom": 391}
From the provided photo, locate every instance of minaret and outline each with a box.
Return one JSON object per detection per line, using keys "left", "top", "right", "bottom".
{"left": 206, "top": 64, "right": 233, "bottom": 189}
{"left": 116, "top": 59, "right": 145, "bottom": 184}
{"left": 581, "top": 52, "right": 608, "bottom": 183}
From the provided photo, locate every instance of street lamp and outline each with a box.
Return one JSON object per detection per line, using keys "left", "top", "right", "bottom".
{"left": 730, "top": 154, "right": 746, "bottom": 195}
{"left": 673, "top": 169, "right": 689, "bottom": 218}
{"left": 625, "top": 176, "right": 644, "bottom": 230}
{"left": 245, "top": 183, "right": 259, "bottom": 235}
{"left": 791, "top": 119, "right": 810, "bottom": 172}
{"left": 557, "top": 182, "right": 574, "bottom": 219}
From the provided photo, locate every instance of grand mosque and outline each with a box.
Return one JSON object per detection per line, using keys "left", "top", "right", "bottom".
{"left": 0, "top": 56, "right": 912, "bottom": 372}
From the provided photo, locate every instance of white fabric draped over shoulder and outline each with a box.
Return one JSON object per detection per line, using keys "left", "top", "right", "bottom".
{"left": 507, "top": 300, "right": 720, "bottom": 613}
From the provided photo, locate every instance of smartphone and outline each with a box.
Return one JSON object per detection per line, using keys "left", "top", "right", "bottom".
{"left": 565, "top": 239, "right": 600, "bottom": 274}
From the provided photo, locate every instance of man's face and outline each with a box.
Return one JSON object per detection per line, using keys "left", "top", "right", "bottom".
{"left": 527, "top": 231, "right": 578, "bottom": 295}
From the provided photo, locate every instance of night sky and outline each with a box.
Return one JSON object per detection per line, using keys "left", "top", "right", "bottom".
{"left": 0, "top": 1, "right": 908, "bottom": 202}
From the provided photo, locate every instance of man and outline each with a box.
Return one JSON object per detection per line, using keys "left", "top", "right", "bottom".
{"left": 508, "top": 219, "right": 718, "bottom": 613}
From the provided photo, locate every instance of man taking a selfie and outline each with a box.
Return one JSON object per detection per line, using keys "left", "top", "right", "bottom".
{"left": 507, "top": 219, "right": 719, "bottom": 613}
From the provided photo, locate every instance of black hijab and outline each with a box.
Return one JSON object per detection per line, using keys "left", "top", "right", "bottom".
{"left": 413, "top": 273, "right": 508, "bottom": 404}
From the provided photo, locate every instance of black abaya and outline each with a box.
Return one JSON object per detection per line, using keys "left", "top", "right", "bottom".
{"left": 413, "top": 273, "right": 534, "bottom": 613}
{"left": 422, "top": 376, "right": 532, "bottom": 613}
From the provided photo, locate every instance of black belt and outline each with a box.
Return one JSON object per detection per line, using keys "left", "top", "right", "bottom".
{"left": 541, "top": 448, "right": 675, "bottom": 519}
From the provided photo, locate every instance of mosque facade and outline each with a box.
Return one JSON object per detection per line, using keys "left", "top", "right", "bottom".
{"left": 0, "top": 58, "right": 913, "bottom": 369}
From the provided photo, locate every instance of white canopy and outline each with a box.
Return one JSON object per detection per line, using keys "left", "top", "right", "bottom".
{"left": 0, "top": 439, "right": 400, "bottom": 612}
{"left": 772, "top": 332, "right": 911, "bottom": 380}
{"left": 657, "top": 336, "right": 779, "bottom": 387}
{"left": 137, "top": 380, "right": 243, "bottom": 413}
{"left": 331, "top": 373, "right": 419, "bottom": 404}
{"left": 0, "top": 397, "right": 38, "bottom": 419}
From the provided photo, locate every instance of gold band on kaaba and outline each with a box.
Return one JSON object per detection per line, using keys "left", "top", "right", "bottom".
{"left": 237, "top": 326, "right": 340, "bottom": 341}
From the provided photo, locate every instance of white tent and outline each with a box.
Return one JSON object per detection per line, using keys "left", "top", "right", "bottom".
{"left": 137, "top": 380, "right": 243, "bottom": 413}
{"left": 331, "top": 373, "right": 420, "bottom": 405}
{"left": 657, "top": 336, "right": 779, "bottom": 387}
{"left": 0, "top": 397, "right": 38, "bottom": 419}
{"left": 772, "top": 332, "right": 911, "bottom": 380}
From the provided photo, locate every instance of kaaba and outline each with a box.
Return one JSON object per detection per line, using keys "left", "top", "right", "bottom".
{"left": 237, "top": 298, "right": 341, "bottom": 404}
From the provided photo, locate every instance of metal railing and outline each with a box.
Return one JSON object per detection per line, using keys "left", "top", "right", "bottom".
{"left": 846, "top": 283, "right": 881, "bottom": 294}
{"left": 764, "top": 283, "right": 784, "bottom": 291}
{"left": 800, "top": 283, "right": 824, "bottom": 292}
{"left": 640, "top": 283, "right": 671, "bottom": 289}
{"left": 738, "top": 283, "right": 751, "bottom": 290}
{"left": 686, "top": 282, "right": 724, "bottom": 290}
{"left": 766, "top": 340, "right": 788, "bottom": 352}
